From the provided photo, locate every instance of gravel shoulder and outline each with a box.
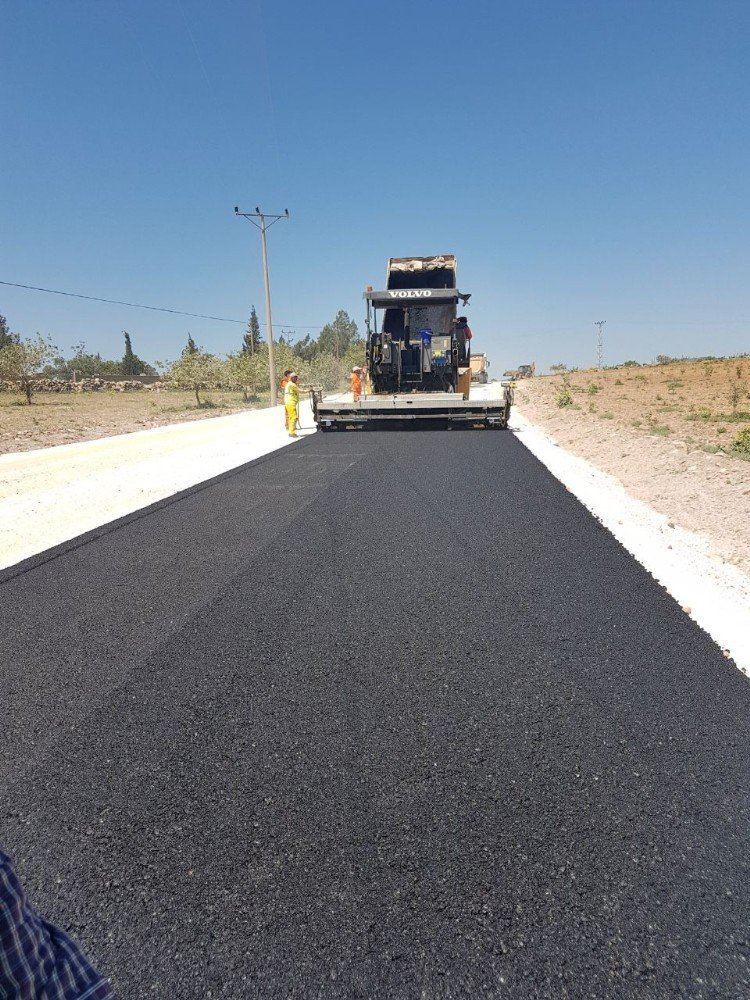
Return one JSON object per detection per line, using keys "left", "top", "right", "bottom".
{"left": 514, "top": 376, "right": 750, "bottom": 577}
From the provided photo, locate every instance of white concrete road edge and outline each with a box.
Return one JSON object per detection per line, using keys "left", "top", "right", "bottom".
{"left": 510, "top": 408, "right": 750, "bottom": 678}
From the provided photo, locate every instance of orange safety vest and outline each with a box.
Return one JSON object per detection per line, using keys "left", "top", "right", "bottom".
{"left": 351, "top": 373, "right": 363, "bottom": 398}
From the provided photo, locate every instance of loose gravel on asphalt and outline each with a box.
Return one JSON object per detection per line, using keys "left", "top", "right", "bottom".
{"left": 1, "top": 430, "right": 749, "bottom": 999}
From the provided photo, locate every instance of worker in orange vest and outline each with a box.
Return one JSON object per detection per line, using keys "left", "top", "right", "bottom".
{"left": 351, "top": 366, "right": 363, "bottom": 401}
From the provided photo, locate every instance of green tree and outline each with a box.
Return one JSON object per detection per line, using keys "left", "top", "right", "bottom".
{"left": 122, "top": 331, "right": 137, "bottom": 375}
{"left": 68, "top": 342, "right": 121, "bottom": 379}
{"left": 227, "top": 350, "right": 267, "bottom": 401}
{"left": 293, "top": 334, "right": 319, "bottom": 363}
{"left": 343, "top": 338, "right": 366, "bottom": 373}
{"left": 0, "top": 315, "right": 19, "bottom": 349}
{"left": 317, "top": 310, "right": 358, "bottom": 359}
{"left": 166, "top": 348, "right": 225, "bottom": 406}
{"left": 228, "top": 342, "right": 308, "bottom": 401}
{"left": 40, "top": 354, "right": 69, "bottom": 379}
{"left": 120, "top": 331, "right": 155, "bottom": 377}
{"left": 308, "top": 352, "right": 346, "bottom": 392}
{"left": 274, "top": 342, "right": 306, "bottom": 386}
{"left": 0, "top": 334, "right": 58, "bottom": 404}
{"left": 184, "top": 334, "right": 198, "bottom": 355}
{"left": 242, "top": 306, "right": 262, "bottom": 355}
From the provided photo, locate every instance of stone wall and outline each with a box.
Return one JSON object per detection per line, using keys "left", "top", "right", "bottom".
{"left": 0, "top": 378, "right": 166, "bottom": 393}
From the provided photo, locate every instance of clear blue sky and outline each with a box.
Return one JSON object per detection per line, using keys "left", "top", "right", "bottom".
{"left": 2, "top": 0, "right": 748, "bottom": 372}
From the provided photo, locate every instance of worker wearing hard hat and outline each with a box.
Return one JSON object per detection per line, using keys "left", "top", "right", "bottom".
{"left": 351, "top": 366, "right": 363, "bottom": 401}
{"left": 284, "top": 372, "right": 300, "bottom": 438}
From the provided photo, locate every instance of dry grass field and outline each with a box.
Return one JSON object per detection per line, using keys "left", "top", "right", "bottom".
{"left": 514, "top": 357, "right": 750, "bottom": 574}
{"left": 527, "top": 357, "right": 750, "bottom": 456}
{"left": 0, "top": 389, "right": 269, "bottom": 454}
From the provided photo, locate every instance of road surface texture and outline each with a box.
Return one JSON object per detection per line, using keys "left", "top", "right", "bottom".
{"left": 2, "top": 430, "right": 748, "bottom": 999}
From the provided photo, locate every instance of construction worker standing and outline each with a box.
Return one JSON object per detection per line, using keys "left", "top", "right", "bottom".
{"left": 454, "top": 317, "right": 473, "bottom": 364}
{"left": 280, "top": 369, "right": 293, "bottom": 429}
{"left": 351, "top": 366, "right": 363, "bottom": 401}
{"left": 284, "top": 372, "right": 300, "bottom": 438}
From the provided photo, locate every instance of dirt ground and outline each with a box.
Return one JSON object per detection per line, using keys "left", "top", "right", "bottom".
{"left": 0, "top": 389, "right": 269, "bottom": 454}
{"left": 514, "top": 358, "right": 750, "bottom": 576}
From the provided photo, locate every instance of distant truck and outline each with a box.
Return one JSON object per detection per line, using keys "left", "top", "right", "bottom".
{"left": 503, "top": 362, "right": 536, "bottom": 380}
{"left": 469, "top": 353, "right": 490, "bottom": 383}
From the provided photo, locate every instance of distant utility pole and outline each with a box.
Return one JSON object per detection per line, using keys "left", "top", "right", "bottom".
{"left": 234, "top": 206, "right": 289, "bottom": 406}
{"left": 595, "top": 320, "right": 606, "bottom": 370}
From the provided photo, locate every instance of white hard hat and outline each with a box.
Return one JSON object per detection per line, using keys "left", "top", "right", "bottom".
{"left": 352, "top": 366, "right": 362, "bottom": 372}
{"left": 289, "top": 371, "right": 299, "bottom": 379}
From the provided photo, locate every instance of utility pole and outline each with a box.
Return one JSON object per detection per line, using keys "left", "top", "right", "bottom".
{"left": 234, "top": 206, "right": 289, "bottom": 405}
{"left": 594, "top": 320, "right": 606, "bottom": 370}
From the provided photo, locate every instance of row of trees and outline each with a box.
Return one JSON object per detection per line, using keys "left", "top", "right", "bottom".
{"left": 170, "top": 320, "right": 364, "bottom": 405}
{"left": 0, "top": 316, "right": 158, "bottom": 382}
{"left": 0, "top": 309, "right": 365, "bottom": 405}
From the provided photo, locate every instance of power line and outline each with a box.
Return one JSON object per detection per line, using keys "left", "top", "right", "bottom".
{"left": 0, "top": 279, "right": 322, "bottom": 329}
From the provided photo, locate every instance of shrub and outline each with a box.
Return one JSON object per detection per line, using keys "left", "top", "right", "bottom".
{"left": 166, "top": 349, "right": 225, "bottom": 406}
{"left": 556, "top": 374, "right": 574, "bottom": 408}
{"left": 733, "top": 428, "right": 750, "bottom": 454}
{"left": 730, "top": 381, "right": 747, "bottom": 414}
{"left": 0, "top": 335, "right": 58, "bottom": 404}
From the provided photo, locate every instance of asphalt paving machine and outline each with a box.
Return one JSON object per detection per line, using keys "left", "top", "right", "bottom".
{"left": 312, "top": 255, "right": 511, "bottom": 430}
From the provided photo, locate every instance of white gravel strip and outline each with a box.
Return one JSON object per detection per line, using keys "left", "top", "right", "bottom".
{"left": 0, "top": 401, "right": 315, "bottom": 571}
{"left": 510, "top": 408, "right": 750, "bottom": 677}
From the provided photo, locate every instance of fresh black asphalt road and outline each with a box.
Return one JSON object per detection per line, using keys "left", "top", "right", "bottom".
{"left": 1, "top": 429, "right": 749, "bottom": 999}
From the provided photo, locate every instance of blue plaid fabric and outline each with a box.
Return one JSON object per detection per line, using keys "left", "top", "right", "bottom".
{"left": 0, "top": 849, "right": 115, "bottom": 999}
